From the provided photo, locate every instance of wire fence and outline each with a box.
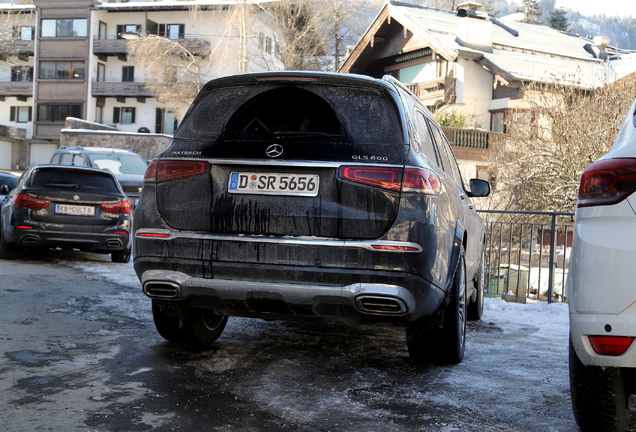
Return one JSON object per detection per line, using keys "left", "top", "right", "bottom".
{"left": 477, "top": 210, "right": 575, "bottom": 304}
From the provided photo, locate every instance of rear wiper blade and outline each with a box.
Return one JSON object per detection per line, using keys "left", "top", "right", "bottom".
{"left": 45, "top": 183, "right": 79, "bottom": 188}
{"left": 273, "top": 132, "right": 328, "bottom": 138}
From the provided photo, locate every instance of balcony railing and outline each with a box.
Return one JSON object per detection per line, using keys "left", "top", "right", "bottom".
{"left": 93, "top": 34, "right": 210, "bottom": 56}
{"left": 442, "top": 127, "right": 504, "bottom": 150}
{"left": 14, "top": 39, "right": 35, "bottom": 55}
{"left": 406, "top": 77, "right": 456, "bottom": 105}
{"left": 0, "top": 80, "right": 33, "bottom": 96}
{"left": 92, "top": 80, "right": 152, "bottom": 97}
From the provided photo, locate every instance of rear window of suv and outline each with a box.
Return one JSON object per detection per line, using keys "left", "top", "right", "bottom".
{"left": 30, "top": 168, "right": 120, "bottom": 194}
{"left": 176, "top": 84, "right": 404, "bottom": 145}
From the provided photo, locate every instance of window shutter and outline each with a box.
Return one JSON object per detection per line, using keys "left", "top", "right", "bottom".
{"left": 28, "top": 107, "right": 32, "bottom": 122}
{"left": 10, "top": 107, "right": 15, "bottom": 122}
{"left": 113, "top": 107, "right": 120, "bottom": 124}
{"left": 158, "top": 24, "right": 165, "bottom": 37}
{"left": 131, "top": 108, "right": 136, "bottom": 124}
{"left": 155, "top": 108, "right": 163, "bottom": 133}
{"left": 116, "top": 25, "right": 123, "bottom": 39}
{"left": 179, "top": 24, "right": 185, "bottom": 39}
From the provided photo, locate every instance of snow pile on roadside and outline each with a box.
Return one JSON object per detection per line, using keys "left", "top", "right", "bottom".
{"left": 484, "top": 297, "right": 569, "bottom": 338}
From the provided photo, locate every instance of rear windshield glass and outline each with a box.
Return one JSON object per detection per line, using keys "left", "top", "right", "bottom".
{"left": 0, "top": 174, "right": 19, "bottom": 189}
{"left": 176, "top": 84, "right": 404, "bottom": 145}
{"left": 89, "top": 154, "right": 148, "bottom": 175}
{"left": 30, "top": 169, "right": 120, "bottom": 193}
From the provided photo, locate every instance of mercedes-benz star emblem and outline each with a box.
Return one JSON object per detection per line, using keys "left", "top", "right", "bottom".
{"left": 266, "top": 144, "right": 283, "bottom": 158}
{"left": 73, "top": 195, "right": 80, "bottom": 201}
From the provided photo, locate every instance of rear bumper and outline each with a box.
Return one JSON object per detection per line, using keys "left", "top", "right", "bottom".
{"left": 134, "top": 257, "right": 446, "bottom": 324}
{"left": 7, "top": 225, "right": 130, "bottom": 252}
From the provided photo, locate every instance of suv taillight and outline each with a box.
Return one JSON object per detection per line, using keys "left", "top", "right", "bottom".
{"left": 13, "top": 193, "right": 51, "bottom": 209}
{"left": 100, "top": 201, "right": 132, "bottom": 214}
{"left": 150, "top": 161, "right": 209, "bottom": 183}
{"left": 339, "top": 166, "right": 440, "bottom": 195}
{"left": 578, "top": 158, "right": 636, "bottom": 208}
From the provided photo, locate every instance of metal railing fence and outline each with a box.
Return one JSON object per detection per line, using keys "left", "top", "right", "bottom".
{"left": 477, "top": 209, "right": 575, "bottom": 304}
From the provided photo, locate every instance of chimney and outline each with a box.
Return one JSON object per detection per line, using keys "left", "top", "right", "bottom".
{"left": 456, "top": 3, "right": 493, "bottom": 53}
{"left": 594, "top": 36, "right": 610, "bottom": 60}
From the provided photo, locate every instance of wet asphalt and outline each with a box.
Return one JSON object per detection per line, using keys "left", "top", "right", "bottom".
{"left": 0, "top": 249, "right": 629, "bottom": 431}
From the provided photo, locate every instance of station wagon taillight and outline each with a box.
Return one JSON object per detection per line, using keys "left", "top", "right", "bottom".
{"left": 145, "top": 161, "right": 209, "bottom": 183}
{"left": 589, "top": 336, "right": 635, "bottom": 356}
{"left": 100, "top": 201, "right": 132, "bottom": 214}
{"left": 13, "top": 194, "right": 51, "bottom": 209}
{"left": 339, "top": 166, "right": 440, "bottom": 195}
{"left": 578, "top": 158, "right": 636, "bottom": 207}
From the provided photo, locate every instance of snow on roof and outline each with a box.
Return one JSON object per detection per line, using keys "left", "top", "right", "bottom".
{"left": 389, "top": 2, "right": 636, "bottom": 89}
{"left": 94, "top": 0, "right": 273, "bottom": 10}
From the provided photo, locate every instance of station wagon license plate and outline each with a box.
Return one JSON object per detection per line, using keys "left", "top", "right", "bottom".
{"left": 55, "top": 204, "right": 95, "bottom": 216}
{"left": 228, "top": 172, "right": 319, "bottom": 197}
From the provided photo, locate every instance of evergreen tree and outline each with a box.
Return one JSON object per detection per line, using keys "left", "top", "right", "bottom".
{"left": 548, "top": 8, "right": 569, "bottom": 32}
{"left": 516, "top": 0, "right": 542, "bottom": 24}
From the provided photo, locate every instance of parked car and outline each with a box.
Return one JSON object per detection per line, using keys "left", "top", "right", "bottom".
{"left": 567, "top": 96, "right": 636, "bottom": 431}
{"left": 133, "top": 72, "right": 490, "bottom": 363}
{"left": 0, "top": 165, "right": 132, "bottom": 263}
{"left": 0, "top": 169, "right": 22, "bottom": 205}
{"left": 50, "top": 146, "right": 148, "bottom": 205}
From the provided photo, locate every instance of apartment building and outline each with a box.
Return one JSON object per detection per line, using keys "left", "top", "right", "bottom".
{"left": 0, "top": 0, "right": 281, "bottom": 170}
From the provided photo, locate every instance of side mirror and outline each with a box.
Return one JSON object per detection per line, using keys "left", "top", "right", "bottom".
{"left": 468, "top": 179, "right": 490, "bottom": 197}
{"left": 0, "top": 184, "right": 10, "bottom": 195}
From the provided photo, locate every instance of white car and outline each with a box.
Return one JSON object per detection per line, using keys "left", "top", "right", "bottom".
{"left": 567, "top": 97, "right": 636, "bottom": 432}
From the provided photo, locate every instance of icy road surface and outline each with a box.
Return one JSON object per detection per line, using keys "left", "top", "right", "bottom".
{"left": 3, "top": 250, "right": 629, "bottom": 431}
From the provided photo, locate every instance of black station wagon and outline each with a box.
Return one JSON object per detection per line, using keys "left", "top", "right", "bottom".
{"left": 133, "top": 72, "right": 490, "bottom": 364}
{"left": 1, "top": 165, "right": 132, "bottom": 262}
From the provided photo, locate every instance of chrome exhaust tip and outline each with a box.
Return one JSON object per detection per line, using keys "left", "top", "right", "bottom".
{"left": 143, "top": 281, "right": 182, "bottom": 299}
{"left": 356, "top": 296, "right": 408, "bottom": 315}
{"left": 21, "top": 235, "right": 39, "bottom": 244}
{"left": 106, "top": 239, "right": 122, "bottom": 248}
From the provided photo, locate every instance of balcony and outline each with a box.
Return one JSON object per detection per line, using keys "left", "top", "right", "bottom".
{"left": 405, "top": 77, "right": 456, "bottom": 106}
{"left": 14, "top": 39, "right": 35, "bottom": 55}
{"left": 442, "top": 127, "right": 504, "bottom": 161}
{"left": 92, "top": 80, "right": 153, "bottom": 98}
{"left": 93, "top": 35, "right": 211, "bottom": 57}
{"left": 0, "top": 80, "right": 33, "bottom": 97}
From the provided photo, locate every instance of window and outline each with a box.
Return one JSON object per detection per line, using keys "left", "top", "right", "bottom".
{"left": 113, "top": 107, "right": 135, "bottom": 124}
{"left": 95, "top": 106, "right": 103, "bottom": 124}
{"left": 156, "top": 108, "right": 178, "bottom": 134}
{"left": 98, "top": 21, "right": 107, "bottom": 40}
{"left": 41, "top": 19, "right": 87, "bottom": 37}
{"left": 13, "top": 26, "right": 34, "bottom": 40}
{"left": 97, "top": 63, "right": 105, "bottom": 82}
{"left": 11, "top": 66, "right": 33, "bottom": 82}
{"left": 10, "top": 106, "right": 32, "bottom": 123}
{"left": 38, "top": 105, "right": 82, "bottom": 122}
{"left": 491, "top": 110, "right": 505, "bottom": 133}
{"left": 116, "top": 24, "right": 141, "bottom": 39}
{"left": 158, "top": 24, "right": 184, "bottom": 39}
{"left": 39, "top": 61, "right": 85, "bottom": 79}
{"left": 122, "top": 66, "right": 134, "bottom": 82}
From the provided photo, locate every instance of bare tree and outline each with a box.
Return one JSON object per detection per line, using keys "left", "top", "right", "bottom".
{"left": 488, "top": 73, "right": 636, "bottom": 212}
{"left": 0, "top": 8, "right": 35, "bottom": 65}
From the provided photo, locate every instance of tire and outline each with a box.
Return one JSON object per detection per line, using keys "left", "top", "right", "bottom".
{"left": 191, "top": 309, "right": 228, "bottom": 345}
{"left": 111, "top": 247, "right": 131, "bottom": 263}
{"left": 467, "top": 250, "right": 485, "bottom": 321}
{"left": 569, "top": 337, "right": 631, "bottom": 432}
{"left": 407, "top": 248, "right": 467, "bottom": 365}
{"left": 0, "top": 227, "right": 17, "bottom": 260}
{"left": 152, "top": 300, "right": 194, "bottom": 343}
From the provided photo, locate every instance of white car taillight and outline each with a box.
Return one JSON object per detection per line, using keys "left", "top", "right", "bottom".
{"left": 578, "top": 158, "right": 636, "bottom": 207}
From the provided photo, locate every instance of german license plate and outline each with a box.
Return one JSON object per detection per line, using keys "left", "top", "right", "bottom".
{"left": 228, "top": 172, "right": 319, "bottom": 197}
{"left": 55, "top": 204, "right": 95, "bottom": 216}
